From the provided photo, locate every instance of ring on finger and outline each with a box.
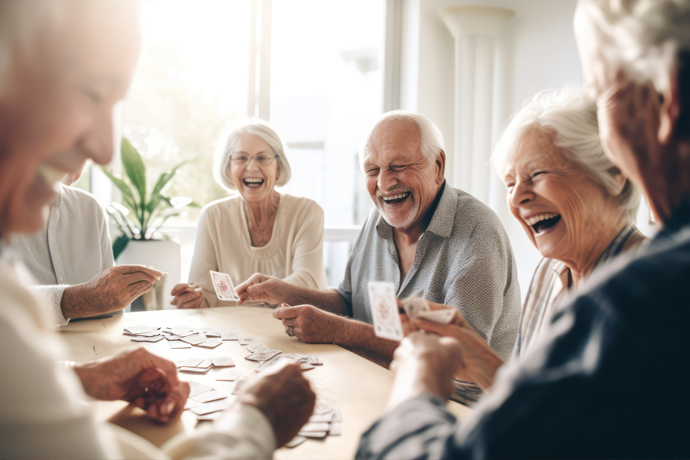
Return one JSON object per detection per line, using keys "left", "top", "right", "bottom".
{"left": 286, "top": 326, "right": 295, "bottom": 337}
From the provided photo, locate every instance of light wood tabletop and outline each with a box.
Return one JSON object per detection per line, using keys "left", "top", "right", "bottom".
{"left": 58, "top": 307, "right": 472, "bottom": 459}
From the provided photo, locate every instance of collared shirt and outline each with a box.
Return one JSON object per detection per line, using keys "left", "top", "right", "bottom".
{"left": 337, "top": 182, "right": 521, "bottom": 362}
{"left": 357, "top": 196, "right": 690, "bottom": 459}
{"left": 515, "top": 224, "right": 648, "bottom": 357}
{"left": 7, "top": 183, "right": 115, "bottom": 326}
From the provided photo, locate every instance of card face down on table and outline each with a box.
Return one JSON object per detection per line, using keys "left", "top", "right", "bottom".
{"left": 368, "top": 281, "right": 403, "bottom": 341}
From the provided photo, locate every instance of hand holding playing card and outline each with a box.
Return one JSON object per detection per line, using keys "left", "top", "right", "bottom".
{"left": 235, "top": 361, "right": 316, "bottom": 447}
{"left": 73, "top": 348, "right": 190, "bottom": 424}
{"left": 273, "top": 304, "right": 343, "bottom": 343}
{"left": 170, "top": 282, "right": 208, "bottom": 309}
{"left": 236, "top": 273, "right": 294, "bottom": 305}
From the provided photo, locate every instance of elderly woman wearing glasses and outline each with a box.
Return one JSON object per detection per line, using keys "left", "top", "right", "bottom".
{"left": 171, "top": 119, "right": 327, "bottom": 308}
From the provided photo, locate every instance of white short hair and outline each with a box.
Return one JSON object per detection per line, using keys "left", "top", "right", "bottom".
{"left": 214, "top": 119, "right": 292, "bottom": 191}
{"left": 493, "top": 87, "right": 641, "bottom": 224}
{"left": 579, "top": 0, "right": 690, "bottom": 91}
{"left": 360, "top": 110, "right": 445, "bottom": 169}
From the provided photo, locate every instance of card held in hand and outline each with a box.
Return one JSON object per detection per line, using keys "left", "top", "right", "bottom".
{"left": 368, "top": 281, "right": 403, "bottom": 341}
{"left": 209, "top": 270, "right": 240, "bottom": 301}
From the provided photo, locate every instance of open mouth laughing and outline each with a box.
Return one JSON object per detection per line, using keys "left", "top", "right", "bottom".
{"left": 380, "top": 191, "right": 411, "bottom": 205}
{"left": 525, "top": 212, "right": 562, "bottom": 235}
{"left": 243, "top": 177, "right": 264, "bottom": 189}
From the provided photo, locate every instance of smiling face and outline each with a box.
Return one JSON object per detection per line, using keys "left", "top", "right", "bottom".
{"left": 0, "top": 0, "right": 140, "bottom": 237}
{"left": 229, "top": 133, "right": 280, "bottom": 203}
{"left": 502, "top": 128, "right": 626, "bottom": 263}
{"left": 363, "top": 119, "right": 444, "bottom": 231}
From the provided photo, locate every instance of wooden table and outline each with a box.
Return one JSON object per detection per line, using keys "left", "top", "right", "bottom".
{"left": 58, "top": 307, "right": 472, "bottom": 459}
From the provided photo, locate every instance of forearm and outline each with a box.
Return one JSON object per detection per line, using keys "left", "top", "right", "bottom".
{"left": 332, "top": 318, "right": 399, "bottom": 359}
{"left": 287, "top": 287, "right": 351, "bottom": 316}
{"left": 60, "top": 284, "right": 90, "bottom": 320}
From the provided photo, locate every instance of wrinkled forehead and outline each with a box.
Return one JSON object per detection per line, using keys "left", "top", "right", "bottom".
{"left": 502, "top": 129, "right": 566, "bottom": 177}
{"left": 363, "top": 119, "right": 423, "bottom": 165}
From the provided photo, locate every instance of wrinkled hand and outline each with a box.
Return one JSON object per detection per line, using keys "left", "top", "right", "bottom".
{"left": 596, "top": 71, "right": 686, "bottom": 223}
{"left": 388, "top": 332, "right": 463, "bottom": 407}
{"left": 236, "top": 273, "right": 294, "bottom": 305}
{"left": 273, "top": 303, "right": 342, "bottom": 343}
{"left": 73, "top": 348, "right": 189, "bottom": 424}
{"left": 170, "top": 283, "right": 208, "bottom": 309}
{"left": 76, "top": 265, "right": 163, "bottom": 316}
{"left": 236, "top": 361, "right": 316, "bottom": 447}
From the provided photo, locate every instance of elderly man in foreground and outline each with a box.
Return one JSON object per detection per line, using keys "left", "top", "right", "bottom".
{"left": 9, "top": 160, "right": 163, "bottom": 326}
{"left": 357, "top": 0, "right": 690, "bottom": 458}
{"left": 237, "top": 111, "right": 521, "bottom": 362}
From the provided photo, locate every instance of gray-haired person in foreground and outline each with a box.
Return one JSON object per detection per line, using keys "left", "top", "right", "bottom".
{"left": 0, "top": 1, "right": 314, "bottom": 458}
{"left": 236, "top": 110, "right": 521, "bottom": 366}
{"left": 358, "top": 0, "right": 690, "bottom": 457}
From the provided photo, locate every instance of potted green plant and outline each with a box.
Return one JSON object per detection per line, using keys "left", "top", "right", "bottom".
{"left": 101, "top": 137, "right": 199, "bottom": 309}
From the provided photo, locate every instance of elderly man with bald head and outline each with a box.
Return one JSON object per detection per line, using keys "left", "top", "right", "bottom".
{"left": 237, "top": 111, "right": 521, "bottom": 363}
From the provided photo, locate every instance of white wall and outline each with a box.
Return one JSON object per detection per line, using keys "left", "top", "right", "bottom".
{"left": 400, "top": 0, "right": 583, "bottom": 298}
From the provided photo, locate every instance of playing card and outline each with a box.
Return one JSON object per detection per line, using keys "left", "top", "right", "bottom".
{"left": 180, "top": 334, "right": 206, "bottom": 345}
{"left": 203, "top": 331, "right": 221, "bottom": 338}
{"left": 215, "top": 369, "right": 242, "bottom": 381}
{"left": 197, "top": 359, "right": 213, "bottom": 369}
{"left": 245, "top": 350, "right": 281, "bottom": 362}
{"left": 309, "top": 413, "right": 334, "bottom": 423}
{"left": 221, "top": 331, "right": 239, "bottom": 341}
{"left": 209, "top": 270, "right": 240, "bottom": 301}
{"left": 255, "top": 354, "right": 286, "bottom": 372}
{"left": 329, "top": 422, "right": 342, "bottom": 436}
{"left": 130, "top": 335, "right": 164, "bottom": 343}
{"left": 184, "top": 399, "right": 201, "bottom": 410}
{"left": 238, "top": 336, "right": 258, "bottom": 346}
{"left": 245, "top": 343, "right": 268, "bottom": 353}
{"left": 169, "top": 340, "right": 191, "bottom": 349}
{"left": 211, "top": 357, "right": 235, "bottom": 367}
{"left": 415, "top": 308, "right": 455, "bottom": 324}
{"left": 298, "top": 431, "right": 328, "bottom": 438}
{"left": 285, "top": 436, "right": 307, "bottom": 448}
{"left": 306, "top": 356, "right": 323, "bottom": 366}
{"left": 312, "top": 402, "right": 336, "bottom": 415}
{"left": 189, "top": 399, "right": 231, "bottom": 415}
{"left": 231, "top": 377, "right": 248, "bottom": 395}
{"left": 368, "top": 281, "right": 403, "bottom": 341}
{"left": 331, "top": 408, "right": 343, "bottom": 423}
{"left": 196, "top": 411, "right": 224, "bottom": 422}
{"left": 192, "top": 389, "right": 227, "bottom": 403}
{"left": 300, "top": 422, "right": 331, "bottom": 432}
{"left": 198, "top": 339, "right": 222, "bottom": 348}
{"left": 300, "top": 363, "right": 315, "bottom": 371}
{"left": 123, "top": 325, "right": 159, "bottom": 335}
{"left": 400, "top": 296, "right": 430, "bottom": 317}
{"left": 179, "top": 366, "right": 210, "bottom": 374}
{"left": 124, "top": 331, "right": 160, "bottom": 337}
{"left": 177, "top": 357, "right": 204, "bottom": 368}
{"left": 188, "top": 381, "right": 214, "bottom": 398}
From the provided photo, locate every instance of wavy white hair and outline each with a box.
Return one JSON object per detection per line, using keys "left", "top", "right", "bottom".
{"left": 493, "top": 87, "right": 641, "bottom": 223}
{"left": 214, "top": 119, "right": 292, "bottom": 191}
{"left": 359, "top": 110, "right": 445, "bottom": 169}
{"left": 578, "top": 0, "right": 690, "bottom": 91}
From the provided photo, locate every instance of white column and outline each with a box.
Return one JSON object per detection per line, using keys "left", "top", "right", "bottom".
{"left": 439, "top": 6, "right": 514, "bottom": 204}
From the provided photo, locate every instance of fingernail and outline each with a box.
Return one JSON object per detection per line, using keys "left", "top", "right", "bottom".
{"left": 164, "top": 400, "right": 175, "bottom": 415}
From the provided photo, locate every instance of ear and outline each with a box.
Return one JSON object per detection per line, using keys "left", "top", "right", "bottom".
{"left": 435, "top": 150, "right": 446, "bottom": 184}
{"left": 658, "top": 65, "right": 681, "bottom": 145}
{"left": 608, "top": 166, "right": 628, "bottom": 196}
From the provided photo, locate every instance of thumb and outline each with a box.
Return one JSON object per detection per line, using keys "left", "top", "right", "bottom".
{"left": 412, "top": 317, "right": 454, "bottom": 337}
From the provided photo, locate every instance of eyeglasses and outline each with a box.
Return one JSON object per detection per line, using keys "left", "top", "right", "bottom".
{"left": 230, "top": 153, "right": 278, "bottom": 166}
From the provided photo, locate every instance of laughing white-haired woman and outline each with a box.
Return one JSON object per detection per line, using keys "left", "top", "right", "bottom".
{"left": 171, "top": 119, "right": 327, "bottom": 308}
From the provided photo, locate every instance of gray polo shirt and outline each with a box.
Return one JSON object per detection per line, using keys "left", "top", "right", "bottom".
{"left": 337, "top": 183, "right": 521, "bottom": 361}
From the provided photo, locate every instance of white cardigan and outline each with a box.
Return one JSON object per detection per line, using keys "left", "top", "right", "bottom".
{"left": 190, "top": 194, "right": 328, "bottom": 307}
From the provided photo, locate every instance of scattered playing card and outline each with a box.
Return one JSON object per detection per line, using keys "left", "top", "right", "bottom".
{"left": 196, "top": 359, "right": 213, "bottom": 369}
{"left": 298, "top": 431, "right": 328, "bottom": 438}
{"left": 124, "top": 331, "right": 160, "bottom": 337}
{"left": 238, "top": 336, "right": 258, "bottom": 346}
{"left": 231, "top": 377, "right": 248, "bottom": 395}
{"left": 178, "top": 357, "right": 204, "bottom": 368}
{"left": 221, "top": 331, "right": 239, "bottom": 341}
{"left": 180, "top": 334, "right": 206, "bottom": 345}
{"left": 255, "top": 354, "right": 286, "bottom": 372}
{"left": 204, "top": 331, "right": 221, "bottom": 338}
{"left": 123, "top": 325, "right": 159, "bottom": 335}
{"left": 329, "top": 422, "right": 342, "bottom": 436}
{"left": 184, "top": 399, "right": 202, "bottom": 410}
{"left": 170, "top": 340, "right": 191, "bottom": 349}
{"left": 285, "top": 436, "right": 307, "bottom": 448}
{"left": 309, "top": 413, "right": 335, "bottom": 423}
{"left": 245, "top": 350, "right": 281, "bottom": 362}
{"left": 209, "top": 270, "right": 240, "bottom": 301}
{"left": 313, "top": 403, "right": 336, "bottom": 415}
{"left": 189, "top": 399, "right": 231, "bottom": 415}
{"left": 198, "top": 339, "right": 222, "bottom": 348}
{"left": 196, "top": 411, "right": 224, "bottom": 422}
{"left": 301, "top": 363, "right": 315, "bottom": 371}
{"left": 306, "top": 356, "right": 323, "bottom": 366}
{"left": 211, "top": 357, "right": 235, "bottom": 367}
{"left": 130, "top": 335, "right": 164, "bottom": 343}
{"left": 300, "top": 422, "right": 331, "bottom": 432}
{"left": 192, "top": 389, "right": 227, "bottom": 404}
{"left": 179, "top": 366, "right": 211, "bottom": 374}
{"left": 368, "top": 281, "right": 403, "bottom": 341}
{"left": 331, "top": 408, "right": 343, "bottom": 423}
{"left": 215, "top": 369, "right": 243, "bottom": 381}
{"left": 245, "top": 343, "right": 268, "bottom": 353}
{"left": 188, "top": 381, "right": 214, "bottom": 398}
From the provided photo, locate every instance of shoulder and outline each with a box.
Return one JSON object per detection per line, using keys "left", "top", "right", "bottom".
{"left": 60, "top": 185, "right": 104, "bottom": 217}
{"left": 452, "top": 187, "right": 505, "bottom": 229}
{"left": 442, "top": 187, "right": 510, "bottom": 249}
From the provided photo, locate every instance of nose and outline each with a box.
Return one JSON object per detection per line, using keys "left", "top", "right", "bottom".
{"left": 377, "top": 168, "right": 399, "bottom": 193}
{"left": 246, "top": 156, "right": 260, "bottom": 170}
{"left": 509, "top": 177, "right": 535, "bottom": 208}
{"left": 77, "top": 107, "right": 115, "bottom": 166}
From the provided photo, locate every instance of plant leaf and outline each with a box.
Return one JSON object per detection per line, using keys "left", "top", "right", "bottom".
{"left": 99, "top": 166, "right": 137, "bottom": 211}
{"left": 112, "top": 234, "right": 130, "bottom": 261}
{"left": 151, "top": 160, "right": 188, "bottom": 197}
{"left": 120, "top": 138, "right": 147, "bottom": 208}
